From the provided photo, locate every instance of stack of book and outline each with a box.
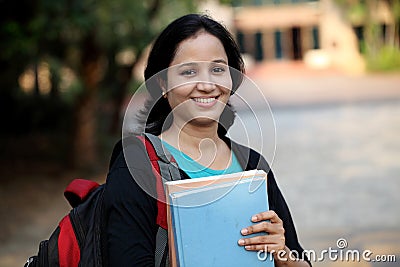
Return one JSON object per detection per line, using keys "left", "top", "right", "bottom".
{"left": 165, "top": 169, "right": 275, "bottom": 267}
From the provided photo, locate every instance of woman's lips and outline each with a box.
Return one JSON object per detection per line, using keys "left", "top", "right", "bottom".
{"left": 191, "top": 96, "right": 219, "bottom": 107}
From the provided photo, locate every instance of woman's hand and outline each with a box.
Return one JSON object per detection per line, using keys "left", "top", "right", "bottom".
{"left": 237, "top": 210, "right": 310, "bottom": 266}
{"left": 237, "top": 210, "right": 285, "bottom": 253}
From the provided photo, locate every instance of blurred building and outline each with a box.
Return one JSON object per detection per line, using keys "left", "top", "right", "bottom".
{"left": 201, "top": 0, "right": 395, "bottom": 74}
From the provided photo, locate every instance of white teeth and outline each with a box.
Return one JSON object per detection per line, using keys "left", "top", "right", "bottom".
{"left": 193, "top": 97, "right": 216, "bottom": 104}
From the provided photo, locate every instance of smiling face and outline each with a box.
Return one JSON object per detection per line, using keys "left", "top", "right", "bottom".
{"left": 163, "top": 31, "right": 233, "bottom": 128}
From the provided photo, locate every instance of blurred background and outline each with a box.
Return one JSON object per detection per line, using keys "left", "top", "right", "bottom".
{"left": 0, "top": 0, "right": 399, "bottom": 266}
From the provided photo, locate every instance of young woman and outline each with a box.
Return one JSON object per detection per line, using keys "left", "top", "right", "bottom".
{"left": 105, "top": 14, "right": 311, "bottom": 267}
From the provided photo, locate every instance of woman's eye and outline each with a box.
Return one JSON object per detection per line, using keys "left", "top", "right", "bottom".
{"left": 212, "top": 66, "right": 226, "bottom": 73}
{"left": 180, "top": 69, "right": 196, "bottom": 76}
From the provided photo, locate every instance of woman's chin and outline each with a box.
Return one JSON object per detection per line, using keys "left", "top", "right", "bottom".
{"left": 188, "top": 116, "right": 221, "bottom": 127}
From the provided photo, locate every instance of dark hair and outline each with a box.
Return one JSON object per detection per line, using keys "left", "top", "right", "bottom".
{"left": 138, "top": 14, "right": 245, "bottom": 136}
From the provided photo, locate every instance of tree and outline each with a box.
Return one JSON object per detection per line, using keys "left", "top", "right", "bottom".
{"left": 334, "top": 0, "right": 400, "bottom": 70}
{"left": 1, "top": 0, "right": 198, "bottom": 170}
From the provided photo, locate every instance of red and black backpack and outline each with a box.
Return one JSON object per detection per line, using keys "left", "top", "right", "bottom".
{"left": 25, "top": 133, "right": 180, "bottom": 267}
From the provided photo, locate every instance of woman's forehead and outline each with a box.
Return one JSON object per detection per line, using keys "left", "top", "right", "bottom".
{"left": 171, "top": 32, "right": 228, "bottom": 65}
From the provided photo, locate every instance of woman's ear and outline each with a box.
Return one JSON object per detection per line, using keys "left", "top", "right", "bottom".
{"left": 157, "top": 77, "right": 167, "bottom": 98}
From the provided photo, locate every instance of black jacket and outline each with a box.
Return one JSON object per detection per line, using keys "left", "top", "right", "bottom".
{"left": 104, "top": 136, "right": 310, "bottom": 266}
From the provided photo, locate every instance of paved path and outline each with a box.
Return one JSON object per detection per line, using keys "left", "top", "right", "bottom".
{"left": 242, "top": 62, "right": 400, "bottom": 266}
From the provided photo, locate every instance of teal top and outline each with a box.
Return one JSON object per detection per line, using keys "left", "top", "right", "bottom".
{"left": 161, "top": 141, "right": 243, "bottom": 178}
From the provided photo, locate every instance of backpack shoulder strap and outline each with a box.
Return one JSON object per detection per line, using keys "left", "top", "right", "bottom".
{"left": 137, "top": 134, "right": 181, "bottom": 229}
{"left": 143, "top": 133, "right": 171, "bottom": 163}
{"left": 143, "top": 133, "right": 181, "bottom": 182}
{"left": 138, "top": 134, "right": 179, "bottom": 267}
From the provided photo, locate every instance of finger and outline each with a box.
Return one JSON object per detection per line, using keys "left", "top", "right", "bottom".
{"left": 252, "top": 210, "right": 282, "bottom": 223}
{"left": 241, "top": 221, "right": 273, "bottom": 235}
{"left": 238, "top": 234, "right": 284, "bottom": 247}
{"left": 238, "top": 234, "right": 271, "bottom": 247}
{"left": 241, "top": 221, "right": 285, "bottom": 236}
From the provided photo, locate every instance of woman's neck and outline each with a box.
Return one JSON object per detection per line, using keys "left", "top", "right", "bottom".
{"left": 160, "top": 120, "right": 232, "bottom": 170}
{"left": 161, "top": 120, "right": 220, "bottom": 148}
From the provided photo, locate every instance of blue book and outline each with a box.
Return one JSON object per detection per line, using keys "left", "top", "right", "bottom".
{"left": 165, "top": 170, "right": 274, "bottom": 267}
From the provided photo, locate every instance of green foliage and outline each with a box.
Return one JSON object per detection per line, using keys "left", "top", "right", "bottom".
{"left": 366, "top": 45, "right": 400, "bottom": 71}
{"left": 333, "top": 0, "right": 400, "bottom": 72}
{"left": 334, "top": 0, "right": 368, "bottom": 24}
{"left": 0, "top": 0, "right": 198, "bottom": 131}
{"left": 62, "top": 79, "right": 85, "bottom": 105}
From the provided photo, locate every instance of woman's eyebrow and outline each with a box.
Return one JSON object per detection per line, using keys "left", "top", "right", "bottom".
{"left": 177, "top": 62, "right": 197, "bottom": 68}
{"left": 212, "top": 59, "right": 228, "bottom": 64}
{"left": 177, "top": 60, "right": 227, "bottom": 68}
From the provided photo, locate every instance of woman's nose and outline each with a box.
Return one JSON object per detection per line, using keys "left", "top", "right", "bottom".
{"left": 196, "top": 81, "right": 216, "bottom": 92}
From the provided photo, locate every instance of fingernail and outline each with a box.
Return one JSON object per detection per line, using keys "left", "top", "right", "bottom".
{"left": 252, "top": 216, "right": 258, "bottom": 221}
{"left": 238, "top": 239, "right": 245, "bottom": 245}
{"left": 241, "top": 228, "right": 248, "bottom": 235}
{"left": 245, "top": 246, "right": 251, "bottom": 250}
